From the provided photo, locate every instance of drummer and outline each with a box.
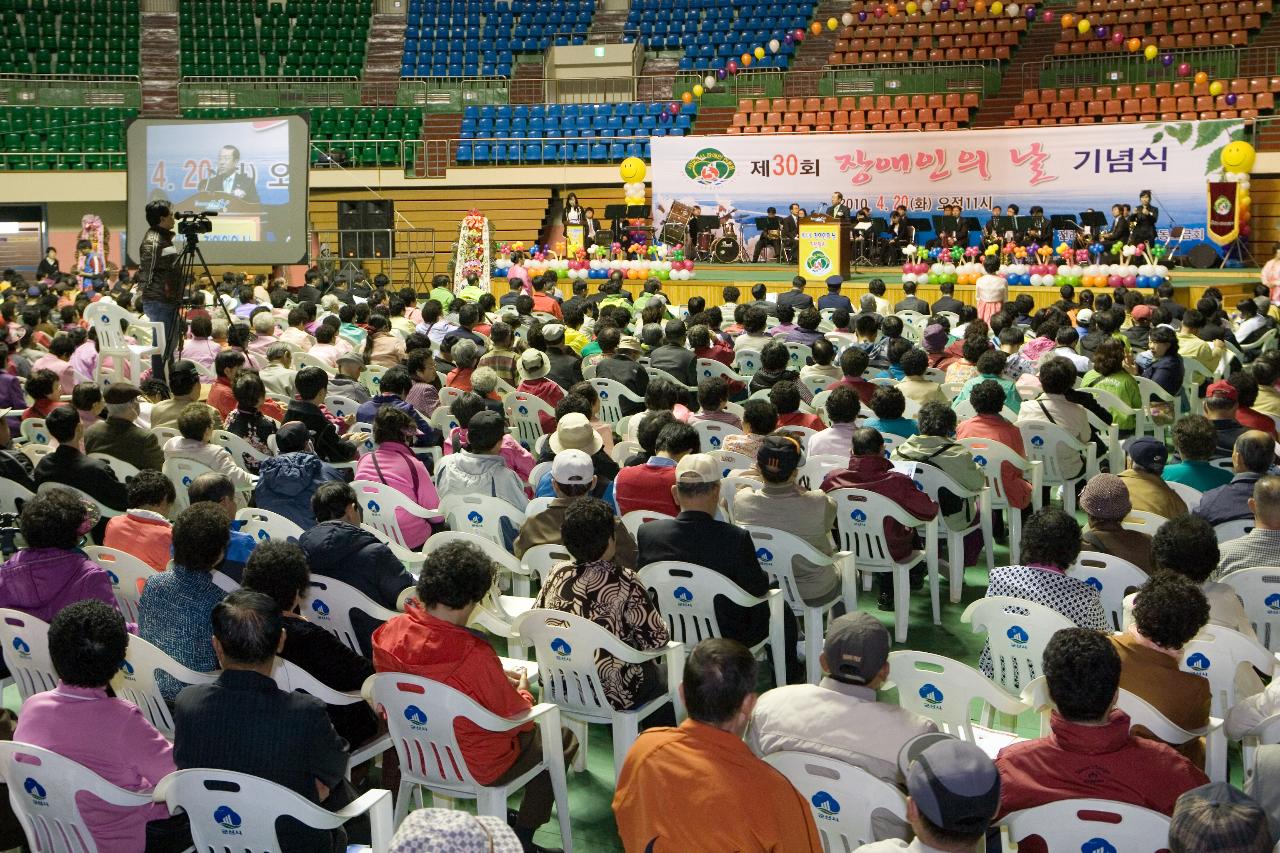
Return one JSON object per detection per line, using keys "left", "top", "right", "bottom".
{"left": 687, "top": 204, "right": 705, "bottom": 257}
{"left": 752, "top": 206, "right": 783, "bottom": 263}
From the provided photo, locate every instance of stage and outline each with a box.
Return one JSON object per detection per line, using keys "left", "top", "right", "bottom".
{"left": 646, "top": 264, "right": 1261, "bottom": 312}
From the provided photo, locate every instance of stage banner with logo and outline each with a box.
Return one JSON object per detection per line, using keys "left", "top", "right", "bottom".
{"left": 1206, "top": 181, "right": 1241, "bottom": 246}
{"left": 651, "top": 119, "right": 1246, "bottom": 255}
{"left": 798, "top": 216, "right": 844, "bottom": 279}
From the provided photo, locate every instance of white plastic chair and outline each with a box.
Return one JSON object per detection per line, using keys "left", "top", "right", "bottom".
{"left": 112, "top": 634, "right": 217, "bottom": 738}
{"left": 301, "top": 575, "right": 399, "bottom": 654}
{"left": 359, "top": 365, "right": 387, "bottom": 395}
{"left": 1018, "top": 421, "right": 1099, "bottom": 514}
{"left": 0, "top": 479, "right": 34, "bottom": 515}
{"left": 1134, "top": 375, "right": 1177, "bottom": 442}
{"left": 1222, "top": 566, "right": 1280, "bottom": 651}
{"left": 526, "top": 460, "right": 553, "bottom": 490}
{"left": 161, "top": 456, "right": 218, "bottom": 514}
{"left": 212, "top": 429, "right": 270, "bottom": 473}
{"left": 639, "top": 561, "right": 787, "bottom": 688}
{"left": 1077, "top": 384, "right": 1155, "bottom": 441}
{"left": 903, "top": 461, "right": 994, "bottom": 601}
{"left": 18, "top": 418, "right": 50, "bottom": 447}
{"left": 692, "top": 419, "right": 743, "bottom": 452}
{"left": 368, "top": 672, "right": 572, "bottom": 847}
{"left": 829, "top": 488, "right": 940, "bottom": 644}
{"left": 1240, "top": 711, "right": 1280, "bottom": 787}
{"left": 438, "top": 386, "right": 466, "bottom": 410}
{"left": 359, "top": 522, "right": 427, "bottom": 577}
{"left": 719, "top": 474, "right": 759, "bottom": 522}
{"left": 519, "top": 543, "right": 571, "bottom": 587}
{"left": 742, "top": 525, "right": 856, "bottom": 683}
{"left": 88, "top": 301, "right": 163, "bottom": 386}
{"left": 1120, "top": 509, "right": 1166, "bottom": 535}
{"left": 36, "top": 480, "right": 123, "bottom": 521}
{"left": 86, "top": 452, "right": 140, "bottom": 483}
{"left": 885, "top": 650, "right": 1030, "bottom": 742}
{"left": 696, "top": 357, "right": 748, "bottom": 387}
{"left": 428, "top": 406, "right": 462, "bottom": 438}
{"left": 645, "top": 365, "right": 695, "bottom": 392}
{"left": 589, "top": 378, "right": 645, "bottom": 426}
{"left": 705, "top": 448, "right": 754, "bottom": 478}
{"left": 270, "top": 658, "right": 393, "bottom": 774}
{"left": 294, "top": 350, "right": 336, "bottom": 375}
{"left": 1066, "top": 551, "right": 1148, "bottom": 633}
{"left": 797, "top": 454, "right": 846, "bottom": 492}
{"left": 1182, "top": 356, "right": 1214, "bottom": 417}
{"left": 439, "top": 493, "right": 526, "bottom": 553}
{"left": 763, "top": 751, "right": 907, "bottom": 851}
{"left": 961, "top": 595, "right": 1074, "bottom": 695}
{"left": 19, "top": 444, "right": 52, "bottom": 467}
{"left": 156, "top": 769, "right": 393, "bottom": 853}
{"left": 0, "top": 742, "right": 157, "bottom": 851}
{"left": 0, "top": 609, "right": 55, "bottom": 702}
{"left": 352, "top": 479, "right": 443, "bottom": 550}
{"left": 151, "top": 426, "right": 180, "bottom": 445}
{"left": 958, "top": 437, "right": 1043, "bottom": 565}
{"left": 734, "top": 348, "right": 761, "bottom": 377}
{"left": 1115, "top": 688, "right": 1226, "bottom": 782}
{"left": 504, "top": 391, "right": 556, "bottom": 448}
{"left": 83, "top": 545, "right": 158, "bottom": 623}
{"left": 1165, "top": 480, "right": 1203, "bottom": 512}
{"left": 513, "top": 609, "right": 684, "bottom": 781}
{"left": 1181, "top": 623, "right": 1278, "bottom": 721}
{"left": 810, "top": 389, "right": 833, "bottom": 416}
{"left": 610, "top": 439, "right": 640, "bottom": 466}
{"left": 234, "top": 507, "right": 305, "bottom": 544}
{"left": 1215, "top": 518, "right": 1254, "bottom": 543}
{"left": 1000, "top": 798, "right": 1170, "bottom": 853}
{"left": 325, "top": 393, "right": 360, "bottom": 421}
{"left": 621, "top": 509, "right": 673, "bottom": 541}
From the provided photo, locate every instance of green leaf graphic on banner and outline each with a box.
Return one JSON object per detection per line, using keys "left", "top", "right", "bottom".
{"left": 1166, "top": 124, "right": 1193, "bottom": 144}
{"left": 1151, "top": 131, "right": 1163, "bottom": 144}
{"left": 1194, "top": 121, "right": 1229, "bottom": 150}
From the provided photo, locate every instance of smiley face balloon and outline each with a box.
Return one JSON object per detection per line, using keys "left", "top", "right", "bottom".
{"left": 1221, "top": 140, "right": 1256, "bottom": 174}
{"left": 619, "top": 156, "right": 647, "bottom": 183}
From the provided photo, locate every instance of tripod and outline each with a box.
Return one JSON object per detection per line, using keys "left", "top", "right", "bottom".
{"left": 167, "top": 227, "right": 233, "bottom": 374}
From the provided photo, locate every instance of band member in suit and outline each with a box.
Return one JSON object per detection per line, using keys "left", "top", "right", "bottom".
{"left": 582, "top": 206, "right": 603, "bottom": 250}
{"left": 687, "top": 205, "right": 705, "bottom": 259}
{"left": 1023, "top": 205, "right": 1049, "bottom": 244}
{"left": 752, "top": 206, "right": 784, "bottom": 263}
{"left": 827, "top": 191, "right": 850, "bottom": 220}
{"left": 887, "top": 209, "right": 912, "bottom": 263}
{"left": 983, "top": 205, "right": 1004, "bottom": 245}
{"left": 1131, "top": 190, "right": 1158, "bottom": 246}
{"left": 937, "top": 204, "right": 960, "bottom": 249}
{"left": 780, "top": 203, "right": 802, "bottom": 262}
{"left": 198, "top": 144, "right": 260, "bottom": 205}
{"left": 1102, "top": 203, "right": 1130, "bottom": 249}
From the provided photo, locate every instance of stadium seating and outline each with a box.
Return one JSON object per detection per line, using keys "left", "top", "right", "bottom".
{"left": 455, "top": 102, "right": 696, "bottom": 165}
{"left": 401, "top": 0, "right": 594, "bottom": 78}
{"left": 727, "top": 93, "right": 978, "bottom": 134}
{"left": 179, "top": 0, "right": 372, "bottom": 77}
{"left": 0, "top": 107, "right": 135, "bottom": 171}
{"left": 1055, "top": 0, "right": 1268, "bottom": 55}
{"left": 0, "top": 0, "right": 140, "bottom": 76}
{"left": 182, "top": 106, "right": 424, "bottom": 168}
{"left": 623, "top": 0, "right": 816, "bottom": 71}
{"left": 828, "top": 3, "right": 1027, "bottom": 65}
{"left": 1004, "top": 75, "right": 1279, "bottom": 126}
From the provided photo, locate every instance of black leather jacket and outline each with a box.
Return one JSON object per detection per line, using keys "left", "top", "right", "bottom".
{"left": 139, "top": 227, "right": 181, "bottom": 304}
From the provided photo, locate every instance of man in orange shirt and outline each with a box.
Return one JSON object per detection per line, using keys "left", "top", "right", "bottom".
{"left": 530, "top": 275, "right": 563, "bottom": 320}
{"left": 103, "top": 470, "right": 175, "bottom": 572}
{"left": 613, "top": 638, "right": 821, "bottom": 852}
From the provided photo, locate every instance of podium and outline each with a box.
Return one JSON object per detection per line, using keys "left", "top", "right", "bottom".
{"left": 565, "top": 224, "right": 585, "bottom": 255}
{"left": 797, "top": 214, "right": 850, "bottom": 281}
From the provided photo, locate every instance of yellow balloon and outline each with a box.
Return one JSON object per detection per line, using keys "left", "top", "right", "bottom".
{"left": 1209, "top": 80, "right": 1224, "bottom": 96}
{"left": 1077, "top": 17, "right": 1091, "bottom": 33}
{"left": 991, "top": 1, "right": 1003, "bottom": 13}
{"left": 1241, "top": 194, "right": 1252, "bottom": 209}
{"left": 1222, "top": 140, "right": 1257, "bottom": 173}
{"left": 692, "top": 83, "right": 704, "bottom": 97}
{"left": 619, "top": 156, "right": 646, "bottom": 183}
{"left": 754, "top": 46, "right": 765, "bottom": 59}
{"left": 1144, "top": 44, "right": 1157, "bottom": 60}
{"left": 826, "top": 16, "right": 838, "bottom": 29}
{"left": 905, "top": 1, "right": 918, "bottom": 12}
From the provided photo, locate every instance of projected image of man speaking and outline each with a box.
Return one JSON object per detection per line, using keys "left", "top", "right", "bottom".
{"left": 198, "top": 144, "right": 261, "bottom": 206}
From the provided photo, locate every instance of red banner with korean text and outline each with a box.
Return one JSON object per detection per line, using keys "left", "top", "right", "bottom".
{"left": 1206, "top": 182, "right": 1241, "bottom": 246}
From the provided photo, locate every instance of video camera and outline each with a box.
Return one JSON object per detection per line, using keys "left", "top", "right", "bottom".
{"left": 176, "top": 210, "right": 217, "bottom": 238}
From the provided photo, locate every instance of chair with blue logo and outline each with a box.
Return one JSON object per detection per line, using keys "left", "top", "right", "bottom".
{"left": 18, "top": 418, "right": 50, "bottom": 447}
{"left": 89, "top": 301, "right": 165, "bottom": 388}
{"left": 1065, "top": 551, "right": 1148, "bottom": 633}
{"left": 638, "top": 561, "right": 787, "bottom": 688}
{"left": 0, "top": 610, "right": 56, "bottom": 703}
{"left": 0, "top": 742, "right": 158, "bottom": 851}
{"left": 503, "top": 390, "right": 556, "bottom": 449}
{"left": 352, "top": 480, "right": 443, "bottom": 551}
{"left": 961, "top": 596, "right": 1074, "bottom": 697}
{"left": 161, "top": 457, "right": 219, "bottom": 515}
{"left": 1215, "top": 518, "right": 1255, "bottom": 544}
{"left": 796, "top": 454, "right": 845, "bottom": 492}
{"left": 829, "top": 488, "right": 941, "bottom": 644}
{"left": 301, "top": 576, "right": 399, "bottom": 655}
{"left": 1119, "top": 688, "right": 1226, "bottom": 782}
{"left": 513, "top": 609, "right": 684, "bottom": 781}
{"left": 733, "top": 349, "right": 763, "bottom": 378}
{"left": 741, "top": 526, "right": 856, "bottom": 684}
{"left": 87, "top": 452, "right": 141, "bottom": 484}
{"left": 156, "top": 768, "right": 393, "bottom": 853}
{"left": 999, "top": 798, "right": 1170, "bottom": 853}
{"left": 113, "top": 634, "right": 217, "bottom": 738}
{"left": 691, "top": 419, "right": 743, "bottom": 454}
{"left": 704, "top": 449, "right": 754, "bottom": 480}
{"left": 588, "top": 378, "right": 645, "bottom": 428}
{"left": 901, "top": 462, "right": 994, "bottom": 602}
{"left": 234, "top": 507, "right": 305, "bottom": 545}
{"left": 696, "top": 357, "right": 749, "bottom": 389}
{"left": 270, "top": 658, "right": 393, "bottom": 777}
{"left": 1222, "top": 566, "right": 1280, "bottom": 651}
{"left": 720, "top": 475, "right": 760, "bottom": 523}
{"left": 325, "top": 393, "right": 361, "bottom": 422}
{"left": 82, "top": 545, "right": 157, "bottom": 623}
{"left": 1180, "top": 623, "right": 1276, "bottom": 762}
{"left": 957, "top": 437, "right": 1043, "bottom": 566}
{"left": 294, "top": 351, "right": 336, "bottom": 375}
{"left": 519, "top": 543, "right": 571, "bottom": 588}
{"left": 439, "top": 493, "right": 526, "bottom": 555}
{"left": 763, "top": 751, "right": 907, "bottom": 849}
{"left": 1017, "top": 421, "right": 1099, "bottom": 515}
{"left": 211, "top": 430, "right": 270, "bottom": 475}
{"left": 620, "top": 509, "right": 674, "bottom": 542}
{"left": 885, "top": 650, "right": 1031, "bottom": 742}
{"left": 369, "top": 672, "right": 573, "bottom": 843}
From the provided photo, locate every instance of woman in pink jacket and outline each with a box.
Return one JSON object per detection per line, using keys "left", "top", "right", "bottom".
{"left": 355, "top": 406, "right": 440, "bottom": 549}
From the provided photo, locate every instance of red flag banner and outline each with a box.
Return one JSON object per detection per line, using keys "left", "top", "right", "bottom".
{"left": 1207, "top": 181, "right": 1241, "bottom": 246}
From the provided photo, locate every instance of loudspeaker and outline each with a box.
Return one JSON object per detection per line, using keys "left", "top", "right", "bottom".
{"left": 1184, "top": 243, "right": 1219, "bottom": 269}
{"left": 337, "top": 200, "right": 395, "bottom": 258}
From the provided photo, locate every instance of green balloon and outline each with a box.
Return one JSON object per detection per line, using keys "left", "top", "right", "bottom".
{"left": 658, "top": 269, "right": 669, "bottom": 280}
{"left": 928, "top": 274, "right": 940, "bottom": 284}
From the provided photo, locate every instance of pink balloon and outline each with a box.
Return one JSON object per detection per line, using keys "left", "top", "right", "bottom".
{"left": 1123, "top": 275, "right": 1137, "bottom": 287}
{"left": 1177, "top": 62, "right": 1191, "bottom": 76}
{"left": 1111, "top": 31, "right": 1124, "bottom": 43}
{"left": 1041, "top": 8, "right": 1053, "bottom": 20}
{"left": 1107, "top": 275, "right": 1122, "bottom": 287}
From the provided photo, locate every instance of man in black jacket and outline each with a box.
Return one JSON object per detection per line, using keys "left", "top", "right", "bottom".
{"left": 0, "top": 409, "right": 33, "bottom": 492}
{"left": 932, "top": 281, "right": 965, "bottom": 316}
{"left": 174, "top": 589, "right": 357, "bottom": 852}
{"left": 138, "top": 199, "right": 182, "bottom": 382}
{"left": 33, "top": 405, "right": 126, "bottom": 540}
{"left": 776, "top": 276, "right": 815, "bottom": 312}
{"left": 636, "top": 453, "right": 800, "bottom": 683}
{"left": 284, "top": 367, "right": 359, "bottom": 464}
{"left": 648, "top": 319, "right": 697, "bottom": 389}
{"left": 594, "top": 329, "right": 649, "bottom": 416}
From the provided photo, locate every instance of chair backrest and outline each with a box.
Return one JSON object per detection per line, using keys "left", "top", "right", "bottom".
{"left": 1120, "top": 510, "right": 1165, "bottom": 535}
{"left": 695, "top": 358, "right": 745, "bottom": 387}
{"left": 691, "top": 419, "right": 743, "bottom": 452}
{"left": 352, "top": 479, "right": 441, "bottom": 549}
{"left": 422, "top": 529, "right": 524, "bottom": 580}
{"left": 797, "top": 454, "right": 845, "bottom": 491}
{"left": 1215, "top": 518, "right": 1254, "bottom": 543}
{"left": 526, "top": 460, "right": 553, "bottom": 490}
{"left": 611, "top": 439, "right": 641, "bottom": 466}
{"left": 705, "top": 449, "right": 753, "bottom": 478}
{"left": 906, "top": 461, "right": 982, "bottom": 531}
{"left": 503, "top": 391, "right": 554, "bottom": 447}
{"left": 735, "top": 349, "right": 761, "bottom": 377}
{"left": 370, "top": 673, "right": 495, "bottom": 789}
{"left": 301, "top": 575, "right": 398, "bottom": 654}
{"left": 234, "top": 507, "right": 305, "bottom": 544}
{"left": 763, "top": 751, "right": 907, "bottom": 850}
{"left": 1000, "top": 798, "right": 1171, "bottom": 853}
{"left": 113, "top": 634, "right": 218, "bottom": 737}
{"left": 520, "top": 544, "right": 571, "bottom": 585}
{"left": 1018, "top": 421, "right": 1088, "bottom": 485}
{"left": 885, "top": 650, "right": 1029, "bottom": 740}
{"left": 82, "top": 545, "right": 157, "bottom": 623}
{"left": 957, "top": 437, "right": 1034, "bottom": 509}
{"left": 151, "top": 426, "right": 181, "bottom": 445}
{"left": 1165, "top": 480, "right": 1203, "bottom": 512}
{"left": 638, "top": 561, "right": 766, "bottom": 647}
{"left": 360, "top": 365, "right": 387, "bottom": 396}
{"left": 621, "top": 509, "right": 673, "bottom": 541}
{"left": 1222, "top": 567, "right": 1280, "bottom": 651}
{"left": 211, "top": 430, "right": 270, "bottom": 473}
{"left": 589, "top": 378, "right": 643, "bottom": 426}
{"left": 742, "top": 525, "right": 835, "bottom": 611}
{"left": 1181, "top": 623, "right": 1279, "bottom": 717}
{"left": 0, "top": 478, "right": 34, "bottom": 515}
{"left": 36, "top": 481, "right": 123, "bottom": 520}
{"left": 429, "top": 406, "right": 462, "bottom": 437}
{"left": 1066, "top": 551, "right": 1148, "bottom": 633}
{"left": 961, "top": 596, "right": 1075, "bottom": 694}
{"left": 293, "top": 351, "right": 336, "bottom": 374}
{"left": 88, "top": 301, "right": 146, "bottom": 351}
{"left": 0, "top": 741, "right": 154, "bottom": 852}
{"left": 86, "top": 452, "right": 140, "bottom": 483}
{"left": 1114, "top": 688, "right": 1206, "bottom": 744}
{"left": 324, "top": 393, "right": 359, "bottom": 422}
{"left": 438, "top": 386, "right": 466, "bottom": 409}
{"left": 828, "top": 488, "right": 927, "bottom": 570}
{"left": 0, "top": 609, "right": 56, "bottom": 702}
{"left": 19, "top": 418, "right": 50, "bottom": 447}
{"left": 439, "top": 493, "right": 526, "bottom": 551}
{"left": 162, "top": 457, "right": 218, "bottom": 514}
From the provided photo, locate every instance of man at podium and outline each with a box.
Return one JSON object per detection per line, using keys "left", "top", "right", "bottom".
{"left": 198, "top": 144, "right": 261, "bottom": 206}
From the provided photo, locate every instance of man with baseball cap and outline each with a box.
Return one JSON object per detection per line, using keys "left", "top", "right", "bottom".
{"left": 1204, "top": 379, "right": 1248, "bottom": 457}
{"left": 1123, "top": 302, "right": 1155, "bottom": 350}
{"left": 515, "top": 448, "right": 638, "bottom": 569}
{"left": 1169, "top": 782, "right": 1274, "bottom": 853}
{"left": 83, "top": 382, "right": 164, "bottom": 472}
{"left": 750, "top": 613, "right": 937, "bottom": 841}
{"left": 1119, "top": 435, "right": 1187, "bottom": 520}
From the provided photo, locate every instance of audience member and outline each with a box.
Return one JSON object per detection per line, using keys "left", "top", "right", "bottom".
{"left": 1079, "top": 473, "right": 1154, "bottom": 571}
{"left": 515, "top": 450, "right": 638, "bottom": 568}
{"left": 103, "top": 470, "right": 175, "bottom": 572}
{"left": 162, "top": 402, "right": 254, "bottom": 499}
{"left": 1205, "top": 381, "right": 1249, "bottom": 457}
{"left": 1168, "top": 783, "right": 1274, "bottom": 853}
{"left": 253, "top": 421, "right": 345, "bottom": 530}
{"left": 354, "top": 365, "right": 438, "bottom": 448}
{"left": 206, "top": 348, "right": 246, "bottom": 420}
{"left": 827, "top": 347, "right": 877, "bottom": 404}
{"left": 222, "top": 371, "right": 278, "bottom": 470}
{"left": 1133, "top": 514, "right": 1255, "bottom": 637}
{"left": 354, "top": 406, "right": 441, "bottom": 549}
{"left": 0, "top": 404, "right": 33, "bottom": 490}
{"left": 863, "top": 385, "right": 915, "bottom": 439}
{"left": 33, "top": 404, "right": 127, "bottom": 523}
{"left": 1016, "top": 357, "right": 1092, "bottom": 480}
{"left": 83, "top": 382, "right": 163, "bottom": 471}
{"left": 1196, "top": 430, "right": 1275, "bottom": 525}
{"left": 1216, "top": 474, "right": 1280, "bottom": 578}
{"left": 435, "top": 409, "right": 529, "bottom": 514}
{"left": 721, "top": 398, "right": 777, "bottom": 459}
{"left": 1165, "top": 414, "right": 1235, "bottom": 492}
{"left": 806, "top": 385, "right": 860, "bottom": 459}
{"left": 147, "top": 360, "right": 204, "bottom": 430}
{"left": 894, "top": 402, "right": 985, "bottom": 564}
{"left": 614, "top": 419, "right": 700, "bottom": 516}
{"left": 186, "top": 472, "right": 256, "bottom": 580}
{"left": 285, "top": 366, "right": 359, "bottom": 464}
{"left": 955, "top": 379, "right": 1033, "bottom": 512}
{"left": 688, "top": 376, "right": 742, "bottom": 429}
{"left": 1117, "top": 436, "right": 1187, "bottom": 519}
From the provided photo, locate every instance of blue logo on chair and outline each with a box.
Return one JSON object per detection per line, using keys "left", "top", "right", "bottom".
{"left": 518, "top": 405, "right": 529, "bottom": 415}
{"left": 1007, "top": 626, "right": 1029, "bottom": 646}
{"left": 367, "top": 500, "right": 380, "bottom": 514}
{"left": 1084, "top": 577, "right": 1103, "bottom": 592}
{"left": 811, "top": 791, "right": 840, "bottom": 819}
{"left": 23, "top": 778, "right": 45, "bottom": 802}
{"left": 1081, "top": 839, "right": 1117, "bottom": 853}
{"left": 11, "top": 637, "right": 29, "bottom": 656}
{"left": 1031, "top": 435, "right": 1044, "bottom": 447}
{"left": 755, "top": 548, "right": 773, "bottom": 564}
{"left": 257, "top": 529, "right": 270, "bottom": 540}
{"left": 974, "top": 455, "right": 987, "bottom": 467}
{"left": 599, "top": 390, "right": 609, "bottom": 399}
{"left": 673, "top": 586, "right": 694, "bottom": 604}
{"left": 850, "top": 509, "right": 867, "bottom": 523}
{"left": 466, "top": 511, "right": 484, "bottom": 525}
{"left": 710, "top": 435, "right": 722, "bottom": 448}
{"left": 311, "top": 599, "right": 330, "bottom": 618}
{"left": 106, "top": 569, "right": 119, "bottom": 586}
{"left": 919, "top": 683, "right": 945, "bottom": 706}
{"left": 1186, "top": 652, "right": 1211, "bottom": 672}
{"left": 404, "top": 705, "right": 428, "bottom": 727}
{"left": 182, "top": 476, "right": 192, "bottom": 487}
{"left": 1266, "top": 593, "right": 1280, "bottom": 612}
{"left": 120, "top": 660, "right": 134, "bottom": 676}
{"left": 214, "top": 805, "right": 241, "bottom": 831}
{"left": 35, "top": 434, "right": 46, "bottom": 444}
{"left": 551, "top": 638, "right": 572, "bottom": 656}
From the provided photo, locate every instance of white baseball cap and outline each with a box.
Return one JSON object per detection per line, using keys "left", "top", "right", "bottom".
{"left": 551, "top": 449, "right": 595, "bottom": 485}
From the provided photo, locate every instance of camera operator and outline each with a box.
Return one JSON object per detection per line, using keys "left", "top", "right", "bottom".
{"left": 139, "top": 200, "right": 182, "bottom": 382}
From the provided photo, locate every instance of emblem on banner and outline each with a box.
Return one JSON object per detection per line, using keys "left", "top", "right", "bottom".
{"left": 685, "top": 148, "right": 736, "bottom": 185}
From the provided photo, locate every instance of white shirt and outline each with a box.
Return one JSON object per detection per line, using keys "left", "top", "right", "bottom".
{"left": 856, "top": 839, "right": 967, "bottom": 853}
{"left": 807, "top": 422, "right": 857, "bottom": 459}
{"left": 1053, "top": 346, "right": 1091, "bottom": 373}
